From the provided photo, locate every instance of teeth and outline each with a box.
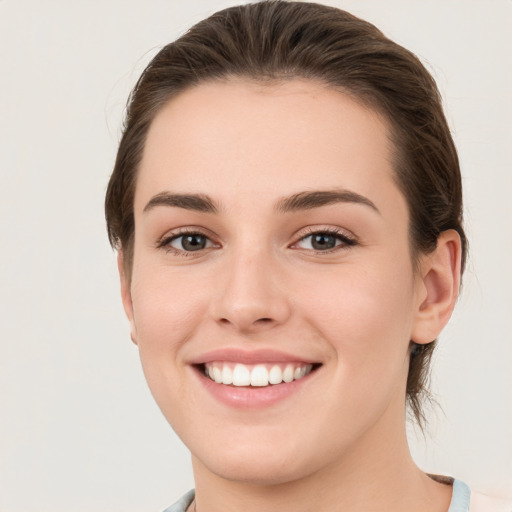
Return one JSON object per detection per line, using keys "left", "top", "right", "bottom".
{"left": 268, "top": 365, "right": 283, "bottom": 385}
{"left": 221, "top": 365, "right": 233, "bottom": 385}
{"left": 250, "top": 365, "right": 269, "bottom": 386}
{"left": 232, "top": 364, "right": 251, "bottom": 386}
{"left": 204, "top": 362, "right": 314, "bottom": 387}
{"left": 283, "top": 365, "right": 294, "bottom": 383}
{"left": 212, "top": 366, "right": 222, "bottom": 384}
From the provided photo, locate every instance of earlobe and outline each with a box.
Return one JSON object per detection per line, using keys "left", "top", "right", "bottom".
{"left": 411, "top": 230, "right": 462, "bottom": 345}
{"left": 117, "top": 251, "right": 138, "bottom": 345}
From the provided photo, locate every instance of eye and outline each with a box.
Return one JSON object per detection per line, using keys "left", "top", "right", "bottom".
{"left": 158, "top": 231, "right": 215, "bottom": 253}
{"left": 172, "top": 233, "right": 211, "bottom": 251}
{"left": 294, "top": 230, "right": 356, "bottom": 252}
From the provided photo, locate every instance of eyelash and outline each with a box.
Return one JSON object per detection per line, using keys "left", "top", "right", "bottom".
{"left": 156, "top": 227, "right": 357, "bottom": 257}
{"left": 156, "top": 228, "right": 216, "bottom": 257}
{"left": 292, "top": 227, "right": 357, "bottom": 254}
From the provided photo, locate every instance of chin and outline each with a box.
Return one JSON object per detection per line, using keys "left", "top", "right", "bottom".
{"left": 189, "top": 430, "right": 326, "bottom": 486}
{"left": 202, "top": 452, "right": 309, "bottom": 486}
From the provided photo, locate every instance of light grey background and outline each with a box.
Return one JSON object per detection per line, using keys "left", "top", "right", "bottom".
{"left": 0, "top": 1, "right": 511, "bottom": 510}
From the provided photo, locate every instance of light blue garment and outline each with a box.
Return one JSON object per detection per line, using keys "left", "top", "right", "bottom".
{"left": 449, "top": 479, "right": 471, "bottom": 512}
{"left": 163, "top": 479, "right": 471, "bottom": 512}
{"left": 163, "top": 489, "right": 195, "bottom": 512}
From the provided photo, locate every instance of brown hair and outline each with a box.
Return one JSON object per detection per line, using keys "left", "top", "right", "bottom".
{"left": 105, "top": 0, "right": 467, "bottom": 426}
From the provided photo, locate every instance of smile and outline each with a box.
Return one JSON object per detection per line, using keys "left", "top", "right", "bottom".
{"left": 190, "top": 349, "right": 322, "bottom": 408}
{"left": 203, "top": 362, "right": 314, "bottom": 387}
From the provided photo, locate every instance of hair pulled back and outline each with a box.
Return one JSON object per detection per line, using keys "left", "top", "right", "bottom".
{"left": 105, "top": 0, "right": 467, "bottom": 426}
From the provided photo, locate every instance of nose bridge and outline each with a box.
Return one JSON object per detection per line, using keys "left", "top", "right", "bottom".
{"left": 213, "top": 238, "right": 290, "bottom": 332}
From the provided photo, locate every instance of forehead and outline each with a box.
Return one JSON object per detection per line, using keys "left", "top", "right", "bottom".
{"left": 135, "top": 79, "right": 404, "bottom": 217}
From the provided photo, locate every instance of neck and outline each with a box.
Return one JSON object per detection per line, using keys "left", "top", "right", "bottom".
{"left": 190, "top": 413, "right": 452, "bottom": 512}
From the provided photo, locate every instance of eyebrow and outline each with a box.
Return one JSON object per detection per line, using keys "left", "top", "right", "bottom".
{"left": 275, "top": 189, "right": 380, "bottom": 214}
{"left": 143, "top": 189, "right": 379, "bottom": 215}
{"left": 143, "top": 192, "right": 220, "bottom": 214}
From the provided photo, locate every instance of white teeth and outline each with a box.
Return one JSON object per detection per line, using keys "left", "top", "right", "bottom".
{"left": 221, "top": 365, "right": 233, "bottom": 385}
{"left": 283, "top": 365, "right": 294, "bottom": 383}
{"left": 232, "top": 364, "right": 251, "bottom": 386}
{"left": 212, "top": 366, "right": 222, "bottom": 384}
{"left": 250, "top": 365, "right": 269, "bottom": 386}
{"left": 268, "top": 365, "right": 283, "bottom": 385}
{"left": 204, "top": 362, "right": 314, "bottom": 387}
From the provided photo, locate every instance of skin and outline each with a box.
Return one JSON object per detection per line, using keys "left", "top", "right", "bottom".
{"left": 119, "top": 79, "right": 461, "bottom": 512}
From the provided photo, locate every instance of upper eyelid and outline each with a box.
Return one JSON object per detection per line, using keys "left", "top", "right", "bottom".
{"left": 293, "top": 226, "right": 357, "bottom": 242}
{"left": 157, "top": 226, "right": 217, "bottom": 245}
{"left": 289, "top": 228, "right": 358, "bottom": 253}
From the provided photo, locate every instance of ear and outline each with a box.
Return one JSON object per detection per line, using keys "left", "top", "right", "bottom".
{"left": 411, "top": 230, "right": 462, "bottom": 344}
{"left": 117, "top": 251, "right": 138, "bottom": 345}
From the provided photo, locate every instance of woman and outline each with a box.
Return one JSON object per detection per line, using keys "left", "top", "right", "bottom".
{"left": 105, "top": 2, "right": 510, "bottom": 511}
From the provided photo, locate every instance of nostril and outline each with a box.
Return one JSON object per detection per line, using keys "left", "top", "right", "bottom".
{"left": 219, "top": 317, "right": 273, "bottom": 325}
{"left": 217, "top": 314, "right": 281, "bottom": 331}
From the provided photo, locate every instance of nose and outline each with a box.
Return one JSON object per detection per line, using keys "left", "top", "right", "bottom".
{"left": 211, "top": 247, "right": 291, "bottom": 334}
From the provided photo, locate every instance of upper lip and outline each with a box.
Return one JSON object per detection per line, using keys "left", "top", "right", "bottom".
{"left": 188, "top": 348, "right": 320, "bottom": 365}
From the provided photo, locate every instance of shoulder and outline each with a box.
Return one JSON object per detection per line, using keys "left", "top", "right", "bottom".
{"left": 470, "top": 491, "right": 512, "bottom": 512}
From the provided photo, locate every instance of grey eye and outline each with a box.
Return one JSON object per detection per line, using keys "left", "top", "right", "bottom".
{"left": 297, "top": 233, "right": 341, "bottom": 251}
{"left": 295, "top": 231, "right": 356, "bottom": 252}
{"left": 171, "top": 234, "right": 210, "bottom": 251}
{"left": 310, "top": 233, "right": 337, "bottom": 250}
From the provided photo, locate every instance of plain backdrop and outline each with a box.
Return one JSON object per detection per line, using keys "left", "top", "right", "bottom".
{"left": 0, "top": 1, "right": 511, "bottom": 511}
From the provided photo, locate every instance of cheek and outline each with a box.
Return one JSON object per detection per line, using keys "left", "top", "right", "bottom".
{"left": 293, "top": 263, "right": 415, "bottom": 443}
{"left": 131, "top": 265, "right": 207, "bottom": 338}
{"left": 128, "top": 267, "right": 211, "bottom": 423}
{"left": 298, "top": 257, "right": 416, "bottom": 374}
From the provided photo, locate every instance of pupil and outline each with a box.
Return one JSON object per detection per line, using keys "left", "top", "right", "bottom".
{"left": 312, "top": 234, "right": 335, "bottom": 250}
{"left": 182, "top": 234, "right": 206, "bottom": 251}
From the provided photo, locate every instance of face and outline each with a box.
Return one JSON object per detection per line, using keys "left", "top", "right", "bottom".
{"left": 122, "top": 79, "right": 428, "bottom": 485}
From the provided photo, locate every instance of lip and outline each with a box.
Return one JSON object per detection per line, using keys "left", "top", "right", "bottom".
{"left": 188, "top": 348, "right": 322, "bottom": 409}
{"left": 188, "top": 348, "right": 319, "bottom": 365}
{"left": 192, "top": 364, "right": 319, "bottom": 409}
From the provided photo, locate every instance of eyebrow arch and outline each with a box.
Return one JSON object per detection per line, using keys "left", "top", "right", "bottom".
{"left": 276, "top": 189, "right": 380, "bottom": 214}
{"left": 143, "top": 192, "right": 220, "bottom": 214}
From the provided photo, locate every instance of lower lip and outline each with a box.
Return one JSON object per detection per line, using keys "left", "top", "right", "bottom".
{"left": 193, "top": 366, "right": 317, "bottom": 409}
